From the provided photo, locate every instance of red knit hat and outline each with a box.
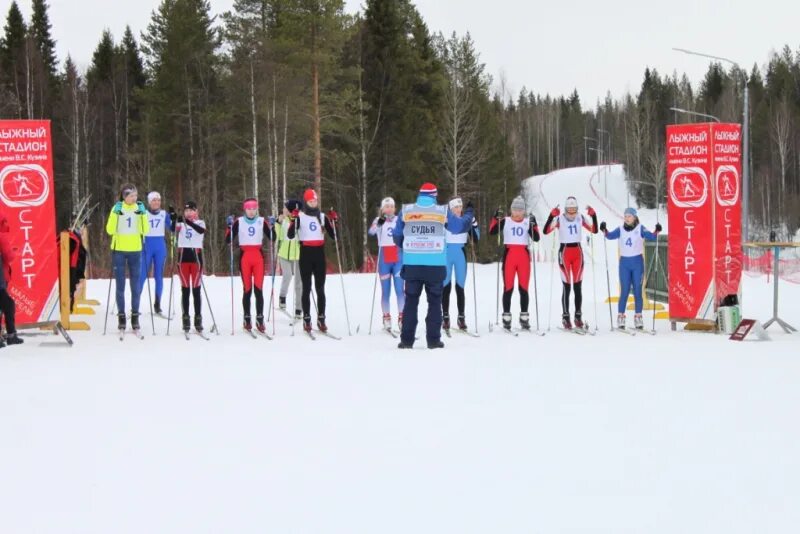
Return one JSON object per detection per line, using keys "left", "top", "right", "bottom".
{"left": 419, "top": 182, "right": 438, "bottom": 197}
{"left": 303, "top": 189, "right": 318, "bottom": 203}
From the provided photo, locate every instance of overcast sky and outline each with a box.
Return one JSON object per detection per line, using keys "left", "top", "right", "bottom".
{"left": 17, "top": 0, "right": 800, "bottom": 105}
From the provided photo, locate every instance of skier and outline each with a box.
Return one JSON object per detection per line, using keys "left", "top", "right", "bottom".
{"left": 139, "top": 191, "right": 172, "bottom": 315}
{"left": 543, "top": 196, "right": 597, "bottom": 330}
{"left": 276, "top": 199, "right": 302, "bottom": 320}
{"left": 174, "top": 201, "right": 207, "bottom": 334}
{"left": 368, "top": 197, "right": 404, "bottom": 332}
{"left": 600, "top": 207, "right": 662, "bottom": 330}
{"left": 393, "top": 183, "right": 471, "bottom": 349}
{"left": 286, "top": 188, "right": 338, "bottom": 334}
{"left": 0, "top": 214, "right": 23, "bottom": 346}
{"left": 441, "top": 197, "right": 475, "bottom": 333}
{"left": 105, "top": 184, "right": 149, "bottom": 335}
{"left": 489, "top": 196, "right": 540, "bottom": 331}
{"left": 225, "top": 198, "right": 274, "bottom": 333}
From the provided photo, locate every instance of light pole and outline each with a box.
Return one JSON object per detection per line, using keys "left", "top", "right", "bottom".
{"left": 589, "top": 147, "right": 605, "bottom": 197}
{"left": 672, "top": 47, "right": 750, "bottom": 241}
{"left": 669, "top": 107, "right": 721, "bottom": 123}
{"left": 583, "top": 136, "right": 597, "bottom": 166}
{"left": 598, "top": 128, "right": 611, "bottom": 161}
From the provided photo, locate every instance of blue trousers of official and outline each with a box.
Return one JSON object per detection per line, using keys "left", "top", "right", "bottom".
{"left": 113, "top": 251, "right": 142, "bottom": 314}
{"left": 400, "top": 265, "right": 446, "bottom": 346}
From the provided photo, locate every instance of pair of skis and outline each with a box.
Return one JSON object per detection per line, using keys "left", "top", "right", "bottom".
{"left": 304, "top": 329, "right": 342, "bottom": 341}
{"left": 489, "top": 322, "right": 546, "bottom": 337}
{"left": 119, "top": 329, "right": 145, "bottom": 341}
{"left": 613, "top": 327, "right": 657, "bottom": 336}
{"left": 444, "top": 328, "right": 480, "bottom": 339}
{"left": 243, "top": 327, "right": 273, "bottom": 340}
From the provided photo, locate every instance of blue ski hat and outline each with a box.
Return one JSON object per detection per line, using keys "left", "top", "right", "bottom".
{"left": 624, "top": 207, "right": 638, "bottom": 217}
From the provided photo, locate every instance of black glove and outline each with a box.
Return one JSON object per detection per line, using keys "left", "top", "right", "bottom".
{"left": 529, "top": 215, "right": 537, "bottom": 226}
{"left": 176, "top": 216, "right": 184, "bottom": 223}
{"left": 655, "top": 223, "right": 662, "bottom": 233}
{"left": 599, "top": 221, "right": 607, "bottom": 232}
{"left": 466, "top": 200, "right": 474, "bottom": 210}
{"left": 377, "top": 216, "right": 386, "bottom": 226}
{"left": 493, "top": 209, "right": 503, "bottom": 220}
{"left": 168, "top": 206, "right": 177, "bottom": 219}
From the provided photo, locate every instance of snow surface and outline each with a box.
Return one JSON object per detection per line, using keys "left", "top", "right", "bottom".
{"left": 2, "top": 166, "right": 799, "bottom": 533}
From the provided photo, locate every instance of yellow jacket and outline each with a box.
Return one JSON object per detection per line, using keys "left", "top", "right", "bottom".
{"left": 105, "top": 202, "right": 149, "bottom": 252}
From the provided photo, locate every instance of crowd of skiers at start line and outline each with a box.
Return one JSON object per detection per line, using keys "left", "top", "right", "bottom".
{"left": 100, "top": 181, "right": 661, "bottom": 348}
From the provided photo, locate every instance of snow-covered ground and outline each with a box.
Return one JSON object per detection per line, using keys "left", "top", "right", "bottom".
{"left": 2, "top": 166, "right": 799, "bottom": 533}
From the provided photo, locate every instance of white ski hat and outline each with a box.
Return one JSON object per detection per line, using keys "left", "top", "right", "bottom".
{"left": 565, "top": 196, "right": 578, "bottom": 210}
{"left": 147, "top": 191, "right": 161, "bottom": 203}
{"left": 449, "top": 197, "right": 463, "bottom": 210}
{"left": 510, "top": 196, "right": 526, "bottom": 211}
{"left": 381, "top": 197, "right": 395, "bottom": 208}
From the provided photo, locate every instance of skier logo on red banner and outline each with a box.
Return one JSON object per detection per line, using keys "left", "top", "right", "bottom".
{"left": 715, "top": 165, "right": 740, "bottom": 206}
{"left": 669, "top": 167, "right": 708, "bottom": 208}
{"left": 0, "top": 164, "right": 50, "bottom": 208}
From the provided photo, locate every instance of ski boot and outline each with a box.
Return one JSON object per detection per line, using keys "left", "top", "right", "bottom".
{"left": 118, "top": 313, "right": 127, "bottom": 332}
{"left": 303, "top": 315, "right": 313, "bottom": 333}
{"left": 457, "top": 314, "right": 467, "bottom": 331}
{"left": 574, "top": 313, "right": 586, "bottom": 331}
{"left": 561, "top": 314, "right": 572, "bottom": 330}
{"left": 442, "top": 313, "right": 451, "bottom": 332}
{"left": 317, "top": 315, "right": 328, "bottom": 333}
{"left": 617, "top": 313, "right": 626, "bottom": 330}
{"left": 256, "top": 315, "right": 266, "bottom": 334}
{"left": 634, "top": 314, "right": 644, "bottom": 330}
{"left": 0, "top": 336, "right": 6, "bottom": 348}
{"left": 194, "top": 315, "right": 204, "bottom": 333}
{"left": 382, "top": 313, "right": 392, "bottom": 331}
{"left": 279, "top": 297, "right": 287, "bottom": 311}
{"left": 428, "top": 339, "right": 445, "bottom": 349}
{"left": 519, "top": 312, "right": 531, "bottom": 331}
{"left": 182, "top": 314, "right": 191, "bottom": 333}
{"left": 243, "top": 314, "right": 253, "bottom": 331}
{"left": 502, "top": 312, "right": 513, "bottom": 331}
{"left": 397, "top": 340, "right": 414, "bottom": 349}
{"left": 5, "top": 332, "right": 22, "bottom": 345}
{"left": 294, "top": 309, "right": 303, "bottom": 321}
{"left": 131, "top": 312, "right": 141, "bottom": 332}
{"left": 154, "top": 299, "right": 162, "bottom": 315}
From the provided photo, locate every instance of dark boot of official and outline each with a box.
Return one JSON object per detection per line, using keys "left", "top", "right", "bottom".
{"left": 5, "top": 332, "right": 22, "bottom": 345}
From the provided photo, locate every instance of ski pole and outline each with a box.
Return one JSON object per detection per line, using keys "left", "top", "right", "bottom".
{"left": 590, "top": 233, "right": 598, "bottom": 334}
{"left": 166, "top": 237, "right": 177, "bottom": 335}
{"left": 602, "top": 232, "right": 614, "bottom": 331}
{"left": 531, "top": 238, "right": 540, "bottom": 333}
{"left": 547, "top": 236, "right": 558, "bottom": 331}
{"left": 229, "top": 215, "right": 235, "bottom": 335}
{"left": 494, "top": 206, "right": 502, "bottom": 326}
{"left": 368, "top": 245, "right": 382, "bottom": 335}
{"left": 195, "top": 252, "right": 219, "bottom": 335}
{"left": 145, "top": 272, "right": 156, "bottom": 335}
{"left": 269, "top": 233, "right": 277, "bottom": 336}
{"left": 469, "top": 229, "right": 479, "bottom": 335}
{"left": 651, "top": 229, "right": 660, "bottom": 333}
{"left": 330, "top": 210, "right": 352, "bottom": 336}
{"left": 141, "top": 224, "right": 156, "bottom": 336}
{"left": 102, "top": 255, "right": 115, "bottom": 335}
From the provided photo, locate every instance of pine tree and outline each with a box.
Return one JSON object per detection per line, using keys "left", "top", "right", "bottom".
{"left": 29, "top": 0, "right": 57, "bottom": 78}
{"left": 0, "top": 2, "right": 27, "bottom": 117}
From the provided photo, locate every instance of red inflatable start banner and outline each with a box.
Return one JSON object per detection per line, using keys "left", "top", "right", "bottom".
{"left": 666, "top": 122, "right": 743, "bottom": 322}
{"left": 0, "top": 120, "right": 59, "bottom": 323}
